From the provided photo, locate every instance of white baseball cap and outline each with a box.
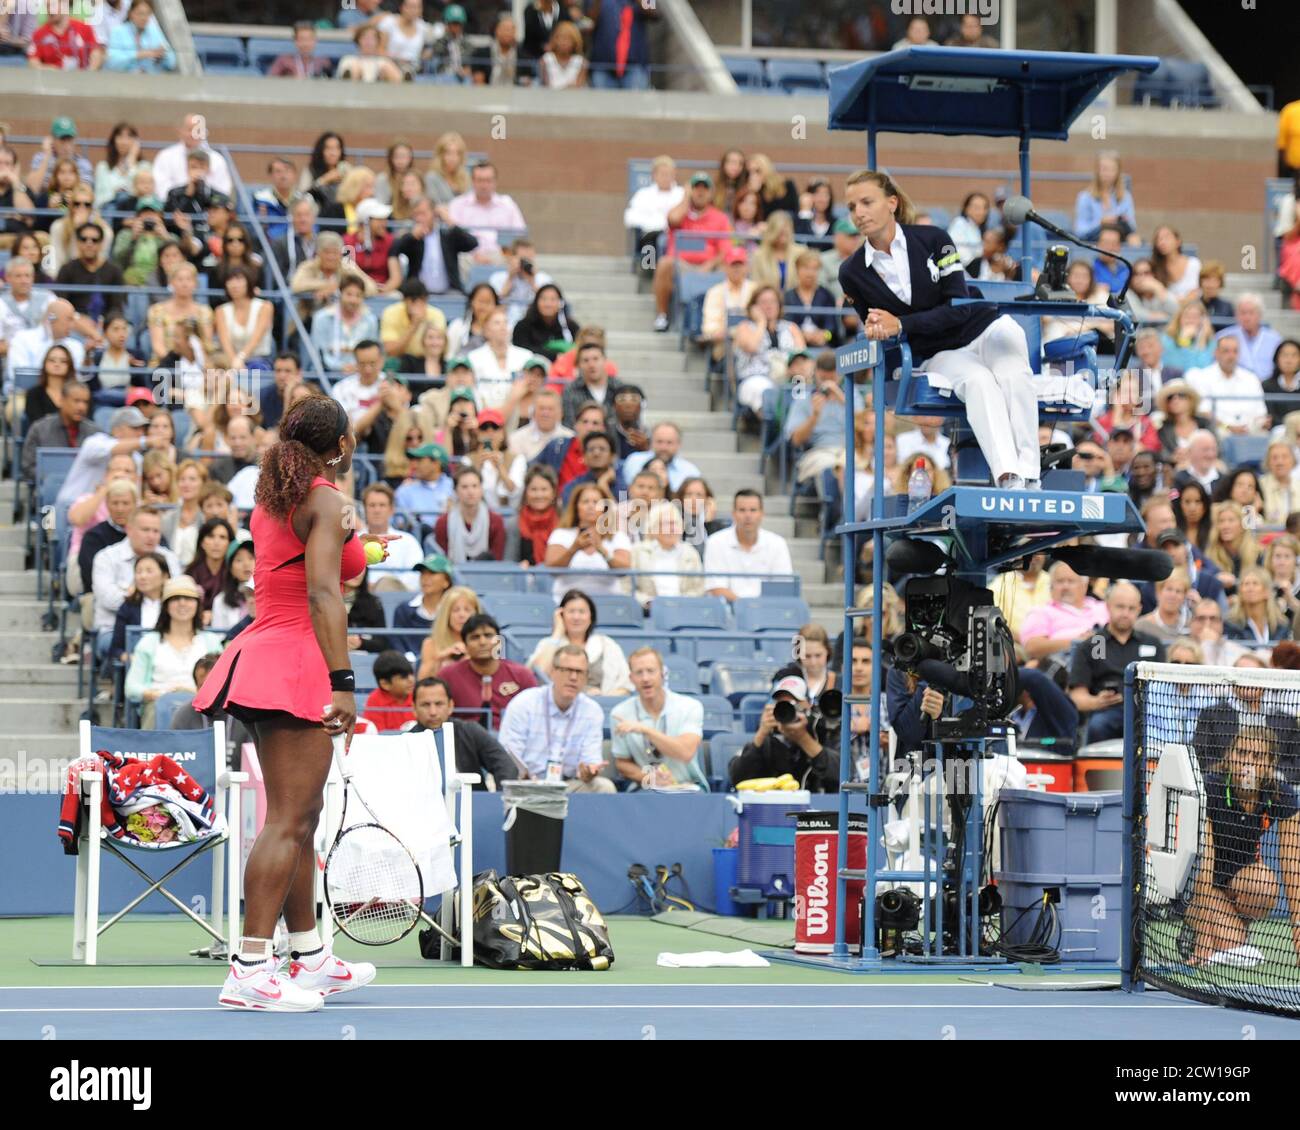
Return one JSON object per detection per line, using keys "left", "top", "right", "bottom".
{"left": 355, "top": 199, "right": 392, "bottom": 223}
{"left": 771, "top": 675, "right": 808, "bottom": 701}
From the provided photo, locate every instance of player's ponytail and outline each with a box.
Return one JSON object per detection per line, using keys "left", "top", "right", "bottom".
{"left": 255, "top": 392, "right": 349, "bottom": 521}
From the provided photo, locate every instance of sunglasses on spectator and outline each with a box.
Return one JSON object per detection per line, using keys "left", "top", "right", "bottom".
{"left": 1078, "top": 452, "right": 1103, "bottom": 461}
{"left": 78, "top": 234, "right": 102, "bottom": 243}
{"left": 478, "top": 422, "right": 500, "bottom": 431}
{"left": 226, "top": 235, "right": 245, "bottom": 243}
{"left": 553, "top": 665, "right": 586, "bottom": 679}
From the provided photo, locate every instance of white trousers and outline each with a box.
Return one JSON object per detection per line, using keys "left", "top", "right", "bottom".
{"left": 926, "top": 315, "right": 1041, "bottom": 482}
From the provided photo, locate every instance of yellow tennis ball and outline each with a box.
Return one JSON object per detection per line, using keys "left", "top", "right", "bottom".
{"left": 364, "top": 541, "right": 384, "bottom": 565}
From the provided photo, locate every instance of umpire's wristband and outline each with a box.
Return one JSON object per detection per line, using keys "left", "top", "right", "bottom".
{"left": 329, "top": 669, "right": 356, "bottom": 692}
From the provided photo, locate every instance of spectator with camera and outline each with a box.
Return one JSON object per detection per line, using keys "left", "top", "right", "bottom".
{"left": 406, "top": 676, "right": 523, "bottom": 788}
{"left": 490, "top": 238, "right": 552, "bottom": 324}
{"left": 784, "top": 351, "right": 866, "bottom": 484}
{"left": 730, "top": 676, "right": 838, "bottom": 793}
{"left": 611, "top": 648, "right": 707, "bottom": 790}
{"left": 498, "top": 644, "right": 613, "bottom": 792}
{"left": 1069, "top": 582, "right": 1165, "bottom": 743}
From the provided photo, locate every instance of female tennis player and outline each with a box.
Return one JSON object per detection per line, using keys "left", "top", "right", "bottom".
{"left": 839, "top": 169, "right": 1043, "bottom": 489}
{"left": 197, "top": 393, "right": 390, "bottom": 1011}
{"left": 1184, "top": 726, "right": 1300, "bottom": 970}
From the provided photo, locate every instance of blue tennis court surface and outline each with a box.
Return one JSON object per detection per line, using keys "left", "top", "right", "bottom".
{"left": 4, "top": 982, "right": 1297, "bottom": 1040}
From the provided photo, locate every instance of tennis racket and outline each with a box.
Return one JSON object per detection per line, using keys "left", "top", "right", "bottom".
{"left": 322, "top": 728, "right": 425, "bottom": 945}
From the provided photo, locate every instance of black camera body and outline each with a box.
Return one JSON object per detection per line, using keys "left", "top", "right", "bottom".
{"left": 1035, "top": 243, "right": 1073, "bottom": 301}
{"left": 773, "top": 688, "right": 843, "bottom": 746}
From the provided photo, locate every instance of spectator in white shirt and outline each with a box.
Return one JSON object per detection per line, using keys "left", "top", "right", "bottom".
{"left": 151, "top": 113, "right": 233, "bottom": 201}
{"left": 510, "top": 387, "right": 572, "bottom": 463}
{"left": 895, "top": 415, "right": 951, "bottom": 470}
{"left": 91, "top": 504, "right": 181, "bottom": 639}
{"left": 0, "top": 257, "right": 52, "bottom": 349}
{"left": 360, "top": 482, "right": 425, "bottom": 591}
{"left": 1186, "top": 336, "right": 1268, "bottom": 435}
{"left": 467, "top": 308, "right": 531, "bottom": 409}
{"left": 311, "top": 275, "right": 380, "bottom": 373}
{"left": 448, "top": 162, "right": 526, "bottom": 264}
{"left": 703, "top": 489, "right": 794, "bottom": 602}
{"left": 1215, "top": 294, "right": 1284, "bottom": 381}
{"left": 624, "top": 155, "right": 685, "bottom": 266}
{"left": 631, "top": 500, "right": 705, "bottom": 609}
{"left": 611, "top": 647, "right": 707, "bottom": 789}
{"left": 488, "top": 238, "right": 552, "bottom": 326}
{"left": 330, "top": 338, "right": 386, "bottom": 422}
{"left": 498, "top": 645, "right": 615, "bottom": 792}
{"left": 373, "top": 0, "right": 437, "bottom": 74}
{"left": 623, "top": 423, "right": 702, "bottom": 493}
{"left": 4, "top": 299, "right": 85, "bottom": 396}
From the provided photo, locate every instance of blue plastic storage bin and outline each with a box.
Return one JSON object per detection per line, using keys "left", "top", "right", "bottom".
{"left": 712, "top": 847, "right": 739, "bottom": 915}
{"left": 994, "top": 872, "right": 1122, "bottom": 961}
{"left": 733, "top": 792, "right": 810, "bottom": 900}
{"left": 998, "top": 789, "right": 1121, "bottom": 877}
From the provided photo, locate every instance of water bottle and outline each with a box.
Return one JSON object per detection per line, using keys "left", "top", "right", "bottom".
{"left": 907, "top": 456, "right": 933, "bottom": 513}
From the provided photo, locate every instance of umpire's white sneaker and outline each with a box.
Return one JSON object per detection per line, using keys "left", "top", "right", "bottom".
{"left": 289, "top": 949, "right": 377, "bottom": 997}
{"left": 218, "top": 959, "right": 323, "bottom": 1012}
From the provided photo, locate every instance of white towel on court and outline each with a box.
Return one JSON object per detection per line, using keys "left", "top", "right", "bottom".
{"left": 656, "top": 950, "right": 771, "bottom": 968}
{"left": 325, "top": 731, "right": 457, "bottom": 896}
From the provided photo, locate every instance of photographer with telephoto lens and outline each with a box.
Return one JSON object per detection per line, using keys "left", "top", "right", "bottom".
{"left": 728, "top": 676, "right": 840, "bottom": 793}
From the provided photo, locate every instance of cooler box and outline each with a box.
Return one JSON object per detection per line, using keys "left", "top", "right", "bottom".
{"left": 732, "top": 791, "right": 810, "bottom": 902}
{"left": 998, "top": 789, "right": 1121, "bottom": 876}
{"left": 994, "top": 872, "right": 1122, "bottom": 961}
{"left": 793, "top": 811, "right": 866, "bottom": 953}
{"left": 1016, "top": 747, "right": 1075, "bottom": 793}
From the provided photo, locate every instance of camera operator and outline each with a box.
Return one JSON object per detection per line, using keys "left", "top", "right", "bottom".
{"left": 729, "top": 676, "right": 839, "bottom": 793}
{"left": 1068, "top": 582, "right": 1165, "bottom": 743}
{"left": 886, "top": 668, "right": 950, "bottom": 757}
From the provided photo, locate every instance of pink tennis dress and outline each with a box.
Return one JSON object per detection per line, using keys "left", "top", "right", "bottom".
{"left": 196, "top": 477, "right": 368, "bottom": 724}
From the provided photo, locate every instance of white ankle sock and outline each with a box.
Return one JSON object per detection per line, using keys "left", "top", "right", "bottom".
{"left": 289, "top": 929, "right": 323, "bottom": 956}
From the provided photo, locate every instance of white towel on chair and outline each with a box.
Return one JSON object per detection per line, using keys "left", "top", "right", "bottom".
{"left": 657, "top": 949, "right": 771, "bottom": 968}
{"left": 327, "top": 733, "right": 457, "bottom": 896}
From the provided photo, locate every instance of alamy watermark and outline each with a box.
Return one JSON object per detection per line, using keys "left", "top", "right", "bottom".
{"left": 2, "top": 0, "right": 106, "bottom": 22}
{"left": 891, "top": 0, "right": 999, "bottom": 22}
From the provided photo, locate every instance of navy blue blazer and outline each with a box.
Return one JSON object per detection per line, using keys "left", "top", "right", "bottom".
{"left": 838, "top": 223, "right": 999, "bottom": 364}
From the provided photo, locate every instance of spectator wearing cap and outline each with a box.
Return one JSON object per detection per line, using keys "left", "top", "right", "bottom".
{"left": 415, "top": 356, "right": 476, "bottom": 430}
{"left": 609, "top": 384, "right": 649, "bottom": 459}
{"left": 701, "top": 246, "right": 757, "bottom": 362}
{"left": 55, "top": 405, "right": 152, "bottom": 507}
{"left": 395, "top": 442, "right": 455, "bottom": 527}
{"left": 105, "top": 0, "right": 176, "bottom": 73}
{"left": 559, "top": 430, "right": 625, "bottom": 506}
{"left": 312, "top": 276, "right": 380, "bottom": 374}
{"left": 434, "top": 465, "right": 507, "bottom": 562}
{"left": 125, "top": 574, "right": 224, "bottom": 727}
{"left": 561, "top": 339, "right": 625, "bottom": 429}
{"left": 588, "top": 0, "right": 657, "bottom": 90}
{"left": 784, "top": 352, "right": 866, "bottom": 483}
{"left": 448, "top": 162, "right": 526, "bottom": 265}
{"left": 784, "top": 249, "right": 842, "bottom": 348}
{"left": 441, "top": 612, "right": 538, "bottom": 730}
{"left": 653, "top": 172, "right": 732, "bottom": 332}
{"left": 27, "top": 14, "right": 103, "bottom": 71}
{"left": 392, "top": 554, "right": 453, "bottom": 654}
{"left": 269, "top": 21, "right": 333, "bottom": 77}
{"left": 467, "top": 407, "right": 527, "bottom": 510}
{"left": 624, "top": 156, "right": 685, "bottom": 272}
{"left": 511, "top": 386, "right": 571, "bottom": 463}
{"left": 361, "top": 482, "right": 426, "bottom": 592}
{"left": 1216, "top": 294, "right": 1284, "bottom": 384}
{"left": 428, "top": 4, "right": 472, "bottom": 81}
{"left": 730, "top": 675, "right": 838, "bottom": 792}
{"left": 623, "top": 422, "right": 701, "bottom": 493}
{"left": 24, "top": 118, "right": 94, "bottom": 195}
{"left": 343, "top": 199, "right": 397, "bottom": 288}
{"left": 389, "top": 196, "right": 478, "bottom": 297}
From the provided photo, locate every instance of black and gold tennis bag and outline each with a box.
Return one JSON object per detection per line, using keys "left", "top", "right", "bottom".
{"left": 424, "top": 871, "right": 615, "bottom": 970}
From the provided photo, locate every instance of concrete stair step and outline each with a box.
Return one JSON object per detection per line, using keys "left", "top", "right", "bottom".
{"left": 0, "top": 664, "right": 80, "bottom": 689}
{"left": 0, "top": 601, "right": 56, "bottom": 631}
{"left": 0, "top": 525, "right": 30, "bottom": 547}
{"left": 0, "top": 697, "right": 89, "bottom": 735}
{"left": 0, "top": 545, "right": 30, "bottom": 571}
{"left": 0, "top": 632, "right": 75, "bottom": 665}
{"left": 542, "top": 273, "right": 640, "bottom": 295}
{"left": 540, "top": 254, "right": 631, "bottom": 273}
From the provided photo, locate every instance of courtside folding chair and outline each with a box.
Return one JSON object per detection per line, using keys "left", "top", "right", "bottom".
{"left": 72, "top": 721, "right": 247, "bottom": 965}
{"left": 320, "top": 726, "right": 478, "bottom": 966}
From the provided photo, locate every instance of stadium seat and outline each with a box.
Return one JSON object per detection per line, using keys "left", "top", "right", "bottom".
{"left": 651, "top": 596, "right": 731, "bottom": 633}
{"left": 503, "top": 630, "right": 546, "bottom": 664}
{"left": 246, "top": 36, "right": 289, "bottom": 73}
{"left": 721, "top": 55, "right": 766, "bottom": 90}
{"left": 483, "top": 593, "right": 555, "bottom": 631}
{"left": 1222, "top": 434, "right": 1270, "bottom": 470}
{"left": 592, "top": 593, "right": 645, "bottom": 629}
{"left": 377, "top": 590, "right": 411, "bottom": 627}
{"left": 662, "top": 651, "right": 701, "bottom": 693}
{"left": 693, "top": 634, "right": 758, "bottom": 667}
{"left": 696, "top": 693, "right": 740, "bottom": 736}
{"left": 737, "top": 692, "right": 769, "bottom": 733}
{"left": 706, "top": 732, "right": 748, "bottom": 790}
{"left": 606, "top": 629, "right": 674, "bottom": 662}
{"left": 1134, "top": 57, "right": 1218, "bottom": 109}
{"left": 710, "top": 661, "right": 778, "bottom": 705}
{"left": 152, "top": 691, "right": 195, "bottom": 731}
{"left": 753, "top": 635, "right": 795, "bottom": 667}
{"left": 766, "top": 59, "right": 826, "bottom": 94}
{"left": 453, "top": 563, "right": 528, "bottom": 593}
{"left": 351, "top": 651, "right": 379, "bottom": 692}
{"left": 193, "top": 34, "right": 247, "bottom": 70}
{"left": 734, "top": 596, "right": 811, "bottom": 634}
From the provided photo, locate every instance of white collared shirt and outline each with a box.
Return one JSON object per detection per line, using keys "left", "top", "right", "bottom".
{"left": 865, "top": 224, "right": 911, "bottom": 306}
{"left": 362, "top": 525, "right": 425, "bottom": 591}
{"left": 702, "top": 525, "right": 795, "bottom": 600}
{"left": 498, "top": 685, "right": 604, "bottom": 778}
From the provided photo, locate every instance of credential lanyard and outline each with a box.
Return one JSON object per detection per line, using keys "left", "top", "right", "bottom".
{"left": 543, "top": 699, "right": 578, "bottom": 765}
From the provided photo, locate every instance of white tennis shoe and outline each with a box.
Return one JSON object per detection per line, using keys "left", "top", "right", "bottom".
{"left": 219, "top": 959, "right": 324, "bottom": 1012}
{"left": 288, "top": 949, "right": 378, "bottom": 997}
{"left": 1205, "top": 944, "right": 1265, "bottom": 970}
